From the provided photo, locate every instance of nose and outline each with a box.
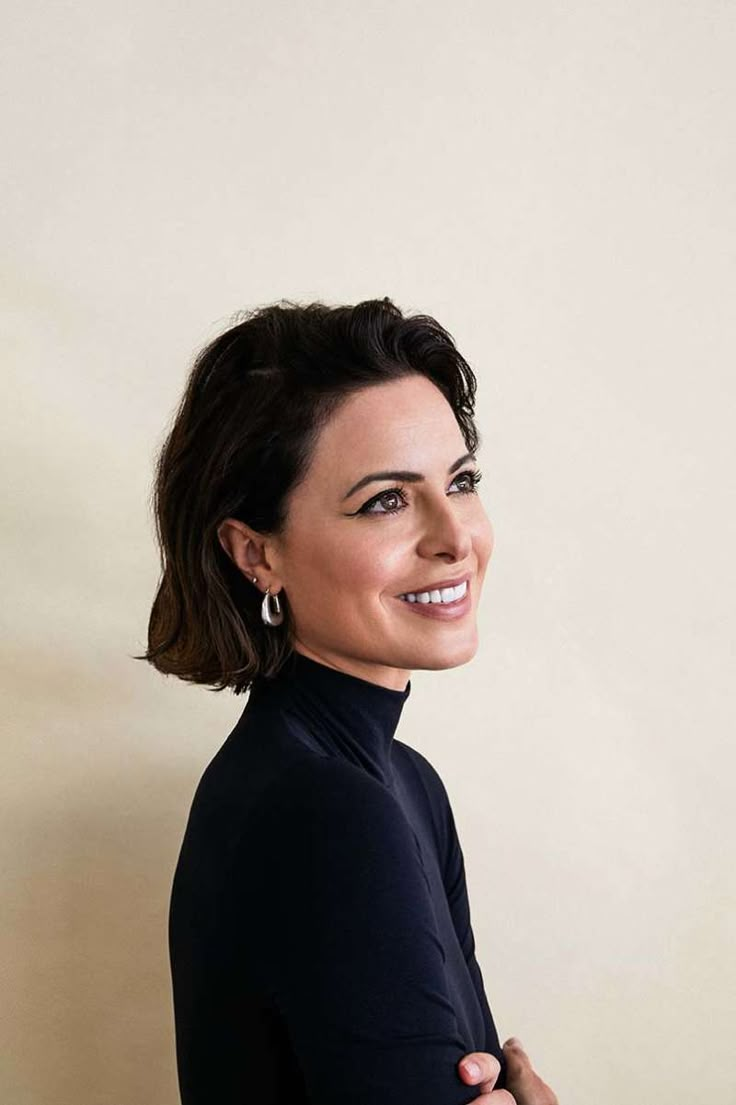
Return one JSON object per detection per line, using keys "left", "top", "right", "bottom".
{"left": 415, "top": 496, "right": 473, "bottom": 563}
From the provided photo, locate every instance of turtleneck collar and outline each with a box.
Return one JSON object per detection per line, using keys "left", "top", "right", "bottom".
{"left": 247, "top": 650, "right": 412, "bottom": 787}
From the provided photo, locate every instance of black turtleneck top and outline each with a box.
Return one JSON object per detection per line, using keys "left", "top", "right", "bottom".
{"left": 168, "top": 650, "right": 507, "bottom": 1103}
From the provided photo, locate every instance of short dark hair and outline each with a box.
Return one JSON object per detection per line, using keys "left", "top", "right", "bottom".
{"left": 134, "top": 296, "right": 481, "bottom": 694}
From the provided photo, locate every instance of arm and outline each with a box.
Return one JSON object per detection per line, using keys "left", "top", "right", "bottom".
{"left": 235, "top": 756, "right": 486, "bottom": 1105}
{"left": 401, "top": 744, "right": 506, "bottom": 1075}
{"left": 443, "top": 798, "right": 504, "bottom": 1060}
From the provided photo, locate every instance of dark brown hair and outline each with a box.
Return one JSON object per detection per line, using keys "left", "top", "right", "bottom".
{"left": 134, "top": 296, "right": 481, "bottom": 694}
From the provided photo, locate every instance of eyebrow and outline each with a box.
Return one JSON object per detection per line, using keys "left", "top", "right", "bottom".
{"left": 342, "top": 453, "right": 477, "bottom": 501}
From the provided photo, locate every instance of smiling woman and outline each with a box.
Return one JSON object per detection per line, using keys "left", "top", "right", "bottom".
{"left": 137, "top": 297, "right": 516, "bottom": 1104}
{"left": 136, "top": 296, "right": 490, "bottom": 692}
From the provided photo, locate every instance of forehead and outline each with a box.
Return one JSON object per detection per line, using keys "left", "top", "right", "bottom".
{"left": 311, "top": 375, "right": 463, "bottom": 470}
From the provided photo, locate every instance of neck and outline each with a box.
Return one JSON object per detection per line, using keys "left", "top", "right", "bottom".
{"left": 247, "top": 649, "right": 412, "bottom": 788}
{"left": 289, "top": 643, "right": 412, "bottom": 693}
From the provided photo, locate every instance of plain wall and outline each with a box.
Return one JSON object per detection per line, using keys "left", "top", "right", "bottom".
{"left": 2, "top": 2, "right": 735, "bottom": 1102}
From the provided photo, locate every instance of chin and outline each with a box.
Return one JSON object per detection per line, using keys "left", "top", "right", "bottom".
{"left": 409, "top": 635, "right": 479, "bottom": 672}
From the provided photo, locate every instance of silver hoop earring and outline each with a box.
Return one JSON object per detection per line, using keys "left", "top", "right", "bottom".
{"left": 261, "top": 585, "right": 284, "bottom": 628}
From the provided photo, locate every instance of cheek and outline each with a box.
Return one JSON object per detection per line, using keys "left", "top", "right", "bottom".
{"left": 331, "top": 526, "right": 407, "bottom": 599}
{"left": 300, "top": 527, "right": 392, "bottom": 597}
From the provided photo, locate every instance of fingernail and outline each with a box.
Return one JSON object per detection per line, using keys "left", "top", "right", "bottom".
{"left": 463, "top": 1061, "right": 480, "bottom": 1078}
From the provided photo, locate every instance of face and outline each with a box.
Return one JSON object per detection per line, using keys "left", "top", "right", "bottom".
{"left": 221, "top": 374, "right": 494, "bottom": 691}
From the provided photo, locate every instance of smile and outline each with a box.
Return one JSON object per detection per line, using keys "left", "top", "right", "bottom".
{"left": 399, "top": 579, "right": 468, "bottom": 605}
{"left": 394, "top": 579, "right": 472, "bottom": 621}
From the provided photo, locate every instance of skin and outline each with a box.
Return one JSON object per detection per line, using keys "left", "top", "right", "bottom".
{"left": 459, "top": 1040, "right": 559, "bottom": 1103}
{"left": 455, "top": 1038, "right": 559, "bottom": 1100}
{"left": 220, "top": 372, "right": 494, "bottom": 688}
{"left": 219, "top": 373, "right": 558, "bottom": 1103}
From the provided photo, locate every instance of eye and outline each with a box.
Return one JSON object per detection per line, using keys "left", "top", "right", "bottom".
{"left": 454, "top": 468, "right": 483, "bottom": 494}
{"left": 355, "top": 468, "right": 483, "bottom": 517}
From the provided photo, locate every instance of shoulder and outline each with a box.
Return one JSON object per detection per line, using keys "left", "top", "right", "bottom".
{"left": 394, "top": 738, "right": 451, "bottom": 809}
{"left": 238, "top": 755, "right": 432, "bottom": 907}
{"left": 250, "top": 753, "right": 413, "bottom": 849}
{"left": 270, "top": 751, "right": 397, "bottom": 806}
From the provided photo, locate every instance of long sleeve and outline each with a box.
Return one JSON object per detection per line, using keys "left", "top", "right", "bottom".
{"left": 233, "top": 755, "right": 484, "bottom": 1105}
{"left": 442, "top": 798, "right": 505, "bottom": 1060}
{"left": 399, "top": 742, "right": 506, "bottom": 1072}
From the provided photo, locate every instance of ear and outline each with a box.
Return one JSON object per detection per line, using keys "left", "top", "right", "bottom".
{"left": 217, "top": 518, "right": 279, "bottom": 586}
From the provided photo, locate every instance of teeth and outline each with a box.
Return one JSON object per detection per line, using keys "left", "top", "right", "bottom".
{"left": 400, "top": 580, "right": 468, "bottom": 604}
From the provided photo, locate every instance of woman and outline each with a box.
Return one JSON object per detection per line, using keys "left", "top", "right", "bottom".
{"left": 139, "top": 297, "right": 558, "bottom": 1104}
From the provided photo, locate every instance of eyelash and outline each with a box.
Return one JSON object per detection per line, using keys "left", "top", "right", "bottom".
{"left": 356, "top": 469, "right": 484, "bottom": 517}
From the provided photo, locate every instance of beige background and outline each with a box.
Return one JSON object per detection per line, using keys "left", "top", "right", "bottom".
{"left": 3, "top": 2, "right": 735, "bottom": 1103}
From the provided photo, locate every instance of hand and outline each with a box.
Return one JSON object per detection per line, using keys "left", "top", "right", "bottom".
{"left": 458, "top": 1038, "right": 558, "bottom": 1105}
{"left": 456, "top": 1050, "right": 516, "bottom": 1102}
{"left": 501, "top": 1037, "right": 558, "bottom": 1105}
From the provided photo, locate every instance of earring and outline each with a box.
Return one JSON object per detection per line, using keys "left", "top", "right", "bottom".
{"left": 251, "top": 577, "right": 284, "bottom": 627}
{"left": 262, "top": 585, "right": 284, "bottom": 627}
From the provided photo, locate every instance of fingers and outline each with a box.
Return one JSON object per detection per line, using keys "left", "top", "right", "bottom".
{"left": 458, "top": 1051, "right": 502, "bottom": 1089}
{"left": 502, "top": 1037, "right": 530, "bottom": 1073}
{"left": 502, "top": 1037, "right": 559, "bottom": 1105}
{"left": 473, "top": 1092, "right": 516, "bottom": 1104}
